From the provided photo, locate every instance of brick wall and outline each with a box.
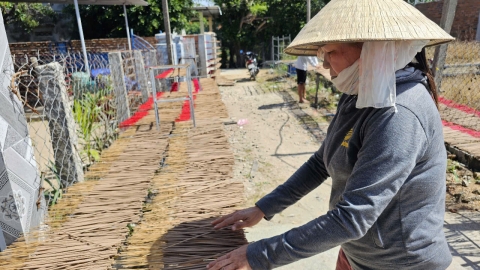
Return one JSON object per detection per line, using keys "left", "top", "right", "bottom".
{"left": 416, "top": 0, "right": 480, "bottom": 40}
{"left": 9, "top": 37, "right": 158, "bottom": 55}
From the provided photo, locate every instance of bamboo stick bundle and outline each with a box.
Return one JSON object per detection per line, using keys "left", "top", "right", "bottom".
{"left": 115, "top": 120, "right": 247, "bottom": 269}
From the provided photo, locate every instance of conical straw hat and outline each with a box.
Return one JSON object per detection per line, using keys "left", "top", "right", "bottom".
{"left": 285, "top": 0, "right": 455, "bottom": 56}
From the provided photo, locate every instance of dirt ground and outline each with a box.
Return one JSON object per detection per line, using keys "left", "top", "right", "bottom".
{"left": 445, "top": 158, "right": 480, "bottom": 213}
{"left": 219, "top": 69, "right": 339, "bottom": 269}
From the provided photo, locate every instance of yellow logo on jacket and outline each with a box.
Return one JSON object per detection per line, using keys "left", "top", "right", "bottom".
{"left": 341, "top": 129, "right": 353, "bottom": 148}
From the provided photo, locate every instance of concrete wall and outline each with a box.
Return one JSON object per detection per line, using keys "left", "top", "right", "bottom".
{"left": 416, "top": 0, "right": 480, "bottom": 40}
{"left": 0, "top": 10, "right": 45, "bottom": 246}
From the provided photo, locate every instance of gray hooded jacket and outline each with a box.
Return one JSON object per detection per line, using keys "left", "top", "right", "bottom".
{"left": 247, "top": 68, "right": 451, "bottom": 269}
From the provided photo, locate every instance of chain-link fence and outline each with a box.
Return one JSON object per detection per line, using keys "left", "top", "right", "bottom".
{"left": 426, "top": 41, "right": 480, "bottom": 132}
{"left": 271, "top": 35, "right": 292, "bottom": 62}
{"left": 10, "top": 49, "right": 159, "bottom": 208}
{"left": 121, "top": 51, "right": 144, "bottom": 113}
{"left": 182, "top": 37, "right": 200, "bottom": 77}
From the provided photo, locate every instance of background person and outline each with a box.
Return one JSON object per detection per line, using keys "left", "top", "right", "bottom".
{"left": 294, "top": 56, "right": 318, "bottom": 103}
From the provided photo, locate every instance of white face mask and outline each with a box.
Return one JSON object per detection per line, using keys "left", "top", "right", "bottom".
{"left": 331, "top": 60, "right": 360, "bottom": 95}
{"left": 357, "top": 40, "right": 428, "bottom": 109}
{"left": 322, "top": 40, "right": 428, "bottom": 109}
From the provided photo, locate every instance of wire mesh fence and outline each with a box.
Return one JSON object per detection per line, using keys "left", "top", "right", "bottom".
{"left": 121, "top": 51, "right": 144, "bottom": 113}
{"left": 271, "top": 35, "right": 292, "bottom": 62}
{"left": 427, "top": 41, "right": 480, "bottom": 132}
{"left": 9, "top": 49, "right": 159, "bottom": 208}
{"left": 182, "top": 37, "right": 200, "bottom": 77}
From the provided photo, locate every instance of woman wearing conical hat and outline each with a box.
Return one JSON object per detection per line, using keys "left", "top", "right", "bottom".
{"left": 208, "top": 0, "right": 454, "bottom": 269}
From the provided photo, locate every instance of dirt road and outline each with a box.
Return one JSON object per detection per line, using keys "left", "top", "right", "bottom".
{"left": 219, "top": 69, "right": 339, "bottom": 269}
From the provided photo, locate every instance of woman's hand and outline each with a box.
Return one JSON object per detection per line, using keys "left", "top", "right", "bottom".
{"left": 207, "top": 245, "right": 252, "bottom": 270}
{"left": 212, "top": 207, "right": 265, "bottom": 231}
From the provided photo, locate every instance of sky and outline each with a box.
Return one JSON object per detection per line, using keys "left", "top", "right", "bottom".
{"left": 193, "top": 0, "right": 215, "bottom": 7}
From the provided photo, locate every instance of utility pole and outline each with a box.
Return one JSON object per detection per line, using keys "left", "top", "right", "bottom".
{"left": 162, "top": 0, "right": 173, "bottom": 65}
{"left": 477, "top": 10, "right": 480, "bottom": 41}
{"left": 123, "top": 5, "right": 131, "bottom": 51}
{"left": 307, "top": 0, "right": 311, "bottom": 22}
{"left": 432, "top": 0, "right": 457, "bottom": 91}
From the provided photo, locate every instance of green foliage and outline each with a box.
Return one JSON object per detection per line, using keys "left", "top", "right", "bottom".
{"left": 73, "top": 88, "right": 113, "bottom": 164}
{"left": 127, "top": 223, "right": 136, "bottom": 236}
{"left": 214, "top": 0, "right": 427, "bottom": 66}
{"left": 62, "top": 0, "right": 195, "bottom": 39}
{"left": 214, "top": 0, "right": 330, "bottom": 66}
{"left": 447, "top": 159, "right": 461, "bottom": 183}
{"left": 43, "top": 161, "right": 63, "bottom": 207}
{"left": 183, "top": 16, "right": 208, "bottom": 34}
{"left": 0, "top": 2, "right": 55, "bottom": 32}
{"left": 249, "top": 2, "right": 268, "bottom": 15}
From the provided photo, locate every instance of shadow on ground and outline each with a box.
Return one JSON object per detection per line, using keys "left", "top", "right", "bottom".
{"left": 257, "top": 89, "right": 327, "bottom": 143}
{"left": 236, "top": 78, "right": 255, "bottom": 83}
{"left": 148, "top": 218, "right": 248, "bottom": 269}
{"left": 444, "top": 212, "right": 480, "bottom": 269}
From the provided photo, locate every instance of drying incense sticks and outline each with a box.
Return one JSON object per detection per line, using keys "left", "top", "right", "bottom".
{"left": 0, "top": 78, "right": 241, "bottom": 270}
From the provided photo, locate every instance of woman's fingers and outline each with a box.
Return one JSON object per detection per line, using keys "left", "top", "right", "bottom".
{"left": 213, "top": 214, "right": 241, "bottom": 229}
{"left": 224, "top": 264, "right": 237, "bottom": 270}
{"left": 232, "top": 220, "right": 248, "bottom": 231}
{"left": 212, "top": 207, "right": 265, "bottom": 230}
{"left": 208, "top": 260, "right": 231, "bottom": 270}
{"left": 207, "top": 245, "right": 251, "bottom": 270}
{"left": 207, "top": 253, "right": 231, "bottom": 270}
{"left": 211, "top": 212, "right": 234, "bottom": 226}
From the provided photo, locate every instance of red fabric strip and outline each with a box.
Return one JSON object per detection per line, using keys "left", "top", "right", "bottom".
{"left": 439, "top": 96, "right": 480, "bottom": 118}
{"left": 442, "top": 120, "right": 480, "bottom": 138}
{"left": 119, "top": 92, "right": 164, "bottom": 128}
{"left": 175, "top": 79, "right": 201, "bottom": 122}
{"left": 155, "top": 68, "right": 174, "bottom": 79}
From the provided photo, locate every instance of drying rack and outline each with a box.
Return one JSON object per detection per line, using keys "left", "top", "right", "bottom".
{"left": 149, "top": 63, "right": 196, "bottom": 130}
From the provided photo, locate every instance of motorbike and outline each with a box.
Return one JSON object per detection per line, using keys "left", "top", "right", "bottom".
{"left": 244, "top": 51, "right": 260, "bottom": 81}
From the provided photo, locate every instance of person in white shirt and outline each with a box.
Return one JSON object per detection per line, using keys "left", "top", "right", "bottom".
{"left": 294, "top": 56, "right": 318, "bottom": 103}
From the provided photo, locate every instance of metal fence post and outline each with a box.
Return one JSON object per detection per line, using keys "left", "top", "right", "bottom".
{"left": 198, "top": 34, "right": 208, "bottom": 77}
{"left": 35, "top": 62, "right": 85, "bottom": 188}
{"left": 109, "top": 52, "right": 131, "bottom": 124}
{"left": 271, "top": 36, "right": 274, "bottom": 61}
{"left": 147, "top": 50, "right": 163, "bottom": 93}
{"left": 148, "top": 50, "right": 158, "bottom": 67}
{"left": 432, "top": 0, "right": 458, "bottom": 91}
{"left": 476, "top": 11, "right": 480, "bottom": 41}
{"left": 133, "top": 50, "right": 149, "bottom": 103}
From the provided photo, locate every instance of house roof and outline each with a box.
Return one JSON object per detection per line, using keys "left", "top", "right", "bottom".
{"left": 191, "top": 6, "right": 222, "bottom": 17}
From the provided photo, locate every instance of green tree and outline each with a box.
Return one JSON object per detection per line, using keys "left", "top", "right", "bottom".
{"left": 0, "top": 3, "right": 55, "bottom": 32}
{"left": 214, "top": 0, "right": 435, "bottom": 67}
{"left": 63, "top": 0, "right": 194, "bottom": 39}
{"left": 214, "top": 0, "right": 330, "bottom": 67}
{"left": 213, "top": 0, "right": 269, "bottom": 67}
